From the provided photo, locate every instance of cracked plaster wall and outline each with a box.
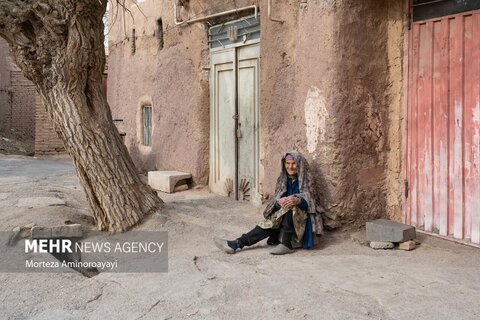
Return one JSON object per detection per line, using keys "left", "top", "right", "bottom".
{"left": 107, "top": 0, "right": 407, "bottom": 228}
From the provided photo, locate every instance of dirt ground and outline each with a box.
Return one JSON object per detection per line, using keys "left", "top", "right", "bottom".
{"left": 0, "top": 154, "right": 479, "bottom": 320}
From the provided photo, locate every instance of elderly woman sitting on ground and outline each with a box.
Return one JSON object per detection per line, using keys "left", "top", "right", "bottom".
{"left": 214, "top": 151, "right": 321, "bottom": 255}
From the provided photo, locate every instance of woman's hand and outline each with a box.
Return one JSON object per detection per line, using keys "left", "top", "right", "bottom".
{"left": 278, "top": 196, "right": 300, "bottom": 209}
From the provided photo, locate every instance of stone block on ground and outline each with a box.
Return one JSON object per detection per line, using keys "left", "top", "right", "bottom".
{"left": 31, "top": 226, "right": 52, "bottom": 239}
{"left": 148, "top": 171, "right": 191, "bottom": 193}
{"left": 399, "top": 240, "right": 416, "bottom": 251}
{"left": 369, "top": 241, "right": 394, "bottom": 249}
{"left": 366, "top": 219, "right": 416, "bottom": 243}
{"left": 51, "top": 224, "right": 83, "bottom": 238}
{"left": 16, "top": 197, "right": 66, "bottom": 208}
{"left": 32, "top": 224, "right": 82, "bottom": 239}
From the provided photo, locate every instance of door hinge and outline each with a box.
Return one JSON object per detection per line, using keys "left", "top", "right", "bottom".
{"left": 404, "top": 179, "right": 409, "bottom": 198}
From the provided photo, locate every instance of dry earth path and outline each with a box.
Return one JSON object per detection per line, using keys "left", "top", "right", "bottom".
{"left": 0, "top": 155, "right": 479, "bottom": 320}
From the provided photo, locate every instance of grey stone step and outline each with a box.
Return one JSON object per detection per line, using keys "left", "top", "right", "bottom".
{"left": 147, "top": 171, "right": 191, "bottom": 193}
{"left": 366, "top": 219, "right": 416, "bottom": 243}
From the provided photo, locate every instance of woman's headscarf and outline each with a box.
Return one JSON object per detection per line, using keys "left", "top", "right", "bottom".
{"left": 263, "top": 151, "right": 316, "bottom": 218}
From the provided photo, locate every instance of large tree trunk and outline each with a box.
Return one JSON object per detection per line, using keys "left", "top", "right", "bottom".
{"left": 0, "top": 0, "right": 163, "bottom": 232}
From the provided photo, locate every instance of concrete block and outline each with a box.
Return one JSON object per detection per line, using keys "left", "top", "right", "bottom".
{"left": 366, "top": 219, "right": 416, "bottom": 243}
{"left": 369, "top": 241, "right": 394, "bottom": 249}
{"left": 32, "top": 224, "right": 82, "bottom": 239}
{"left": 148, "top": 171, "right": 191, "bottom": 193}
{"left": 399, "top": 240, "right": 416, "bottom": 251}
{"left": 31, "top": 226, "right": 52, "bottom": 239}
{"left": 51, "top": 224, "right": 83, "bottom": 238}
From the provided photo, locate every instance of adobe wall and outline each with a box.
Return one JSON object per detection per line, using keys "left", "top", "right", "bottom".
{"left": 1, "top": 38, "right": 65, "bottom": 154}
{"left": 0, "top": 39, "right": 12, "bottom": 134}
{"left": 260, "top": 0, "right": 407, "bottom": 228}
{"left": 107, "top": 0, "right": 213, "bottom": 182}
{"left": 9, "top": 70, "right": 36, "bottom": 140}
{"left": 384, "top": 1, "right": 407, "bottom": 222}
{"left": 35, "top": 95, "right": 65, "bottom": 154}
{"left": 108, "top": 0, "right": 407, "bottom": 228}
{"left": 0, "top": 39, "right": 36, "bottom": 140}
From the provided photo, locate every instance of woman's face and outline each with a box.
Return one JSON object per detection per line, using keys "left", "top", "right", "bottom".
{"left": 284, "top": 160, "right": 297, "bottom": 176}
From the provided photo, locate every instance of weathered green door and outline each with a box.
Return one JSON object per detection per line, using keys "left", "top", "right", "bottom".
{"left": 237, "top": 44, "right": 260, "bottom": 205}
{"left": 209, "top": 48, "right": 236, "bottom": 197}
{"left": 209, "top": 16, "right": 261, "bottom": 206}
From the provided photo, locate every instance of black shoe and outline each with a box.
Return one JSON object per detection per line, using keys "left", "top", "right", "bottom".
{"left": 214, "top": 237, "right": 235, "bottom": 254}
{"left": 267, "top": 239, "right": 280, "bottom": 246}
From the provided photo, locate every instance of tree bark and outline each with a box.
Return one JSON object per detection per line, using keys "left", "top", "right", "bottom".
{"left": 0, "top": 0, "right": 163, "bottom": 232}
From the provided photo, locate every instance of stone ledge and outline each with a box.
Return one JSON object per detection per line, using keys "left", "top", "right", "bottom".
{"left": 366, "top": 219, "right": 416, "bottom": 243}
{"left": 32, "top": 224, "right": 83, "bottom": 239}
{"left": 148, "top": 171, "right": 192, "bottom": 193}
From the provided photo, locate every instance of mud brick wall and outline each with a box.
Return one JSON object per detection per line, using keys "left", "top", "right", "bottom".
{"left": 108, "top": 0, "right": 408, "bottom": 228}
{"left": 34, "top": 95, "right": 65, "bottom": 154}
{"left": 9, "top": 70, "right": 36, "bottom": 139}
{"left": 0, "top": 38, "right": 12, "bottom": 134}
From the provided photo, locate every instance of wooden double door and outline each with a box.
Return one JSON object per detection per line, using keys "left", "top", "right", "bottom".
{"left": 209, "top": 41, "right": 261, "bottom": 206}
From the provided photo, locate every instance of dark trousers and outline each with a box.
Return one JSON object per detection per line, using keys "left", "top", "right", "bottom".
{"left": 237, "top": 210, "right": 295, "bottom": 249}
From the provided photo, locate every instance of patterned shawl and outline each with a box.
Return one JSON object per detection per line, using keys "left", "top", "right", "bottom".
{"left": 263, "top": 151, "right": 317, "bottom": 218}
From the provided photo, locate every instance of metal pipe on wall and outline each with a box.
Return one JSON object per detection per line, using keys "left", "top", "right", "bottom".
{"left": 174, "top": 1, "right": 257, "bottom": 26}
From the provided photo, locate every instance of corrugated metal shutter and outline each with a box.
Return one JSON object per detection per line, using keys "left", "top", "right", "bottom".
{"left": 405, "top": 10, "right": 480, "bottom": 245}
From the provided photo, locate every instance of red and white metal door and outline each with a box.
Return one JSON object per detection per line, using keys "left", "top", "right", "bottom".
{"left": 404, "top": 10, "right": 480, "bottom": 245}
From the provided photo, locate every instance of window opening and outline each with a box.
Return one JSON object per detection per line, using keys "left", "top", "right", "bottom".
{"left": 157, "top": 18, "right": 164, "bottom": 49}
{"left": 131, "top": 28, "right": 136, "bottom": 55}
{"left": 143, "top": 105, "right": 152, "bottom": 146}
